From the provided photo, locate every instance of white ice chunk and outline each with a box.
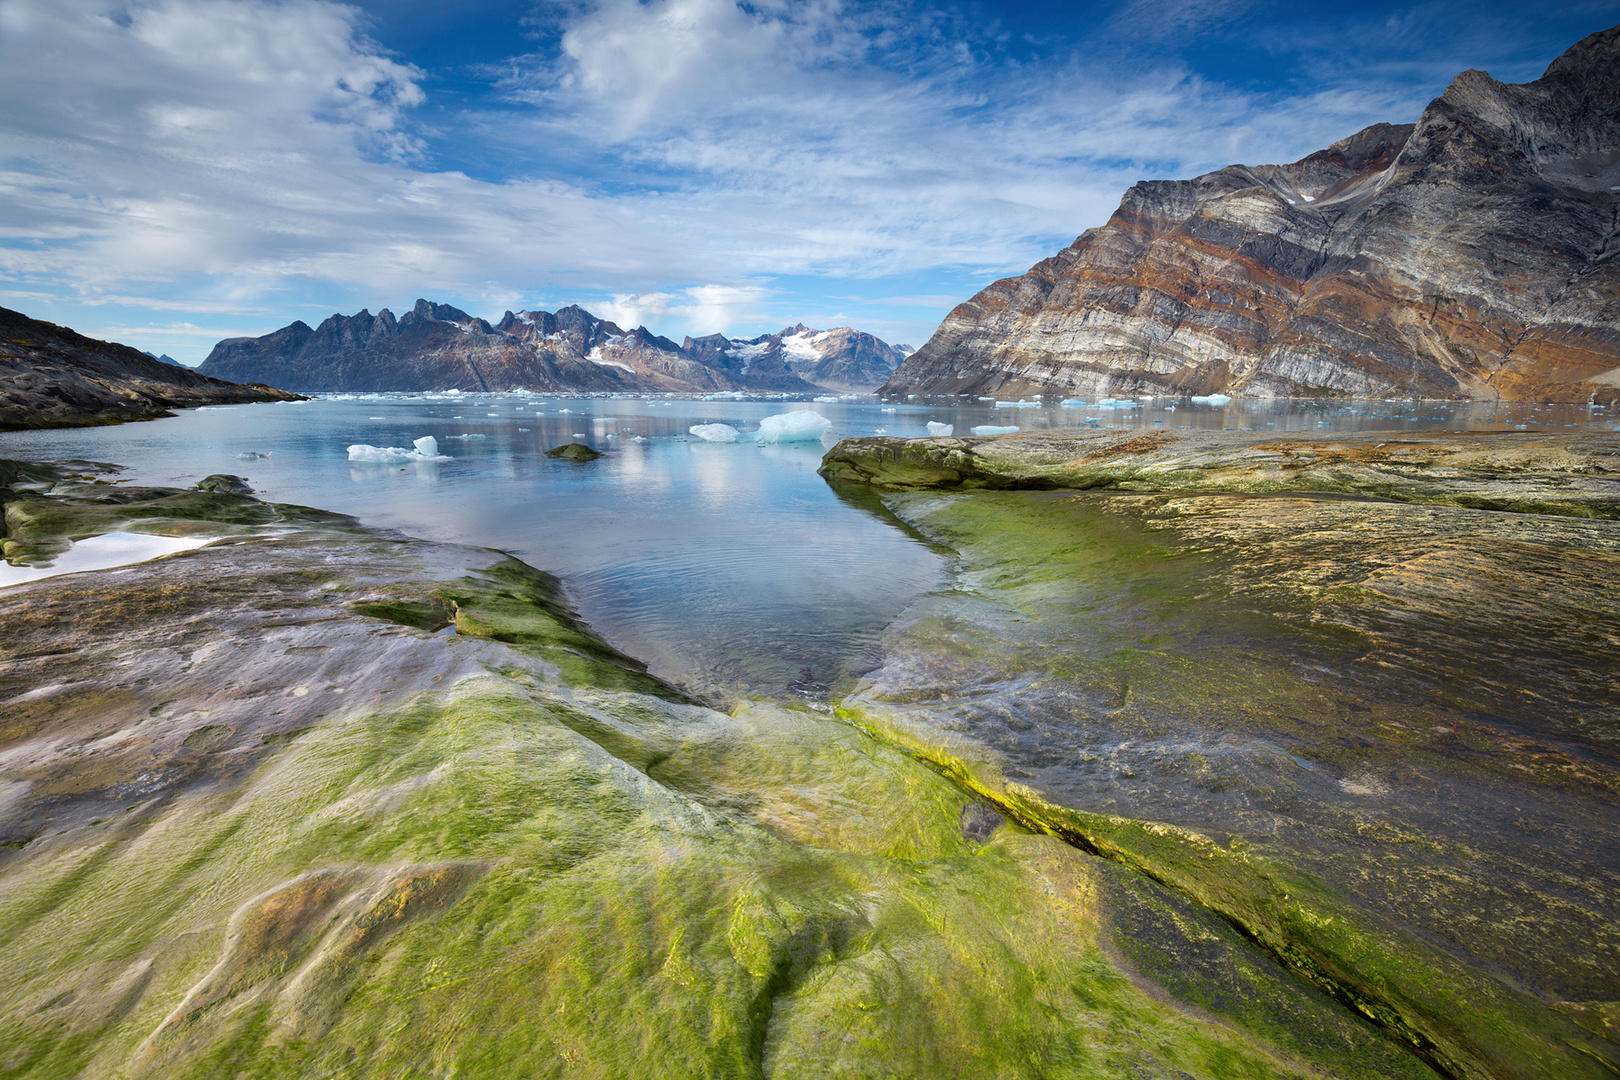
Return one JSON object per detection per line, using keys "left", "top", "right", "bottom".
{"left": 689, "top": 423, "right": 742, "bottom": 442}
{"left": 1190, "top": 394, "right": 1233, "bottom": 405}
{"left": 754, "top": 410, "right": 832, "bottom": 444}
{"left": 1059, "top": 399, "right": 1085, "bottom": 408}
{"left": 348, "top": 435, "right": 451, "bottom": 463}
{"left": 926, "top": 421, "right": 954, "bottom": 436}
{"left": 971, "top": 425, "right": 1020, "bottom": 435}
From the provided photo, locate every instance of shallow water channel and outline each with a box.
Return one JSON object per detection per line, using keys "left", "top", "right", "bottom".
{"left": 4, "top": 392, "right": 1612, "bottom": 702}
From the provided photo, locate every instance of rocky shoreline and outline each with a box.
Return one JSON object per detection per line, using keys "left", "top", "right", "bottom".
{"left": 0, "top": 306, "right": 304, "bottom": 432}
{"left": 0, "top": 458, "right": 1443, "bottom": 1079}
{"left": 823, "top": 427, "right": 1620, "bottom": 1079}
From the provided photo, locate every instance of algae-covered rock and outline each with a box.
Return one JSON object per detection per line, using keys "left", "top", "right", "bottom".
{"left": 193, "top": 473, "right": 253, "bottom": 495}
{"left": 545, "top": 442, "right": 602, "bottom": 461}
{"left": 820, "top": 428, "right": 1620, "bottom": 518}
{"left": 838, "top": 487, "right": 1620, "bottom": 1080}
{"left": 0, "top": 464, "right": 1441, "bottom": 1080}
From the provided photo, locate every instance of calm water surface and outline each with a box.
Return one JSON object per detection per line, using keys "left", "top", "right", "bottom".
{"left": 3, "top": 392, "right": 1614, "bottom": 699}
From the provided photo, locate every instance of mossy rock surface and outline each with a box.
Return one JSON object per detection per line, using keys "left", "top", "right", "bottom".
{"left": 0, "top": 462, "right": 1445, "bottom": 1080}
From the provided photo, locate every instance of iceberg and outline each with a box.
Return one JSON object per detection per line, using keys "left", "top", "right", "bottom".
{"left": 689, "top": 423, "right": 742, "bottom": 443}
{"left": 971, "top": 425, "right": 1020, "bottom": 435}
{"left": 1059, "top": 399, "right": 1085, "bottom": 408}
{"left": 347, "top": 435, "right": 450, "bottom": 463}
{"left": 1191, "top": 393, "right": 1233, "bottom": 405}
{"left": 755, "top": 410, "right": 832, "bottom": 444}
{"left": 926, "top": 421, "right": 954, "bottom": 436}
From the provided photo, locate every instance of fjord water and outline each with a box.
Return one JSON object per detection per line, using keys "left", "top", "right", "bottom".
{"left": 2, "top": 392, "right": 1614, "bottom": 701}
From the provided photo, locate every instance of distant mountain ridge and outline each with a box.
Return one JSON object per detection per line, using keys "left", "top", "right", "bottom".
{"left": 197, "top": 300, "right": 907, "bottom": 394}
{"left": 0, "top": 306, "right": 302, "bottom": 431}
{"left": 883, "top": 24, "right": 1620, "bottom": 403}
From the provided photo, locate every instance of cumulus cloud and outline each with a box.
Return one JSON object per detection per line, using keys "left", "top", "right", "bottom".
{"left": 598, "top": 283, "right": 775, "bottom": 338}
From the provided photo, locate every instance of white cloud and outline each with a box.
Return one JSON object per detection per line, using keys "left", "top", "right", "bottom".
{"left": 599, "top": 283, "right": 774, "bottom": 338}
{"left": 0, "top": 0, "right": 1551, "bottom": 356}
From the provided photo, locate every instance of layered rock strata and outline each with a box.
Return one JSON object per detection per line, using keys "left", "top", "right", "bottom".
{"left": 883, "top": 25, "right": 1620, "bottom": 404}
{"left": 199, "top": 299, "right": 905, "bottom": 394}
{"left": 0, "top": 307, "right": 303, "bottom": 430}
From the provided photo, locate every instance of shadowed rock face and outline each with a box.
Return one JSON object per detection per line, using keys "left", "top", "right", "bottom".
{"left": 197, "top": 299, "right": 906, "bottom": 394}
{"left": 0, "top": 307, "right": 304, "bottom": 431}
{"left": 883, "top": 25, "right": 1620, "bottom": 404}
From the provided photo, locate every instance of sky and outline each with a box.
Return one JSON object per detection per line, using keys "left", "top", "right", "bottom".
{"left": 1, "top": 0, "right": 1617, "bottom": 363}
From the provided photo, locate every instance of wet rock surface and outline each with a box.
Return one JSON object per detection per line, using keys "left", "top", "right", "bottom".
{"left": 831, "top": 440, "right": 1620, "bottom": 1078}
{"left": 820, "top": 426, "right": 1620, "bottom": 518}
{"left": 0, "top": 461, "right": 1438, "bottom": 1080}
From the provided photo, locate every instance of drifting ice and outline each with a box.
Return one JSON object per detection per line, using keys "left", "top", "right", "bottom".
{"left": 1191, "top": 394, "right": 1233, "bottom": 405}
{"left": 926, "top": 422, "right": 954, "bottom": 436}
{"left": 754, "top": 410, "right": 831, "bottom": 444}
{"left": 971, "top": 425, "right": 1020, "bottom": 435}
{"left": 689, "top": 423, "right": 741, "bottom": 442}
{"left": 347, "top": 435, "right": 450, "bottom": 463}
{"left": 1060, "top": 399, "right": 1085, "bottom": 408}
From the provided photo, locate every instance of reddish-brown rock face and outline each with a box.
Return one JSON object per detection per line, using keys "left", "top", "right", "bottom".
{"left": 885, "top": 26, "right": 1620, "bottom": 404}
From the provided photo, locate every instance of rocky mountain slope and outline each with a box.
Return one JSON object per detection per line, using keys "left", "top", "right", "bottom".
{"left": 0, "top": 306, "right": 303, "bottom": 430}
{"left": 199, "top": 300, "right": 906, "bottom": 394}
{"left": 883, "top": 24, "right": 1620, "bottom": 403}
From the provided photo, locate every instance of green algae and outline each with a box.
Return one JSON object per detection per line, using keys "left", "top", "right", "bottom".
{"left": 818, "top": 430, "right": 1620, "bottom": 520}
{"left": 833, "top": 487, "right": 1620, "bottom": 1080}
{"left": 1, "top": 674, "right": 1417, "bottom": 1080}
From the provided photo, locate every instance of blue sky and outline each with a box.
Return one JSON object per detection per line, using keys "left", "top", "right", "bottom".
{"left": 2, "top": 0, "right": 1616, "bottom": 363}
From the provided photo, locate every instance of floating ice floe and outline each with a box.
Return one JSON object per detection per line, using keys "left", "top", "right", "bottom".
{"left": 926, "top": 421, "right": 954, "bottom": 436}
{"left": 971, "top": 425, "right": 1020, "bottom": 435}
{"left": 347, "top": 435, "right": 451, "bottom": 463}
{"left": 995, "top": 400, "right": 1041, "bottom": 408}
{"left": 1190, "top": 394, "right": 1233, "bottom": 405}
{"left": 445, "top": 433, "right": 486, "bottom": 440}
{"left": 1060, "top": 399, "right": 1085, "bottom": 408}
{"left": 235, "top": 451, "right": 271, "bottom": 460}
{"left": 880, "top": 407, "right": 897, "bottom": 413}
{"left": 689, "top": 423, "right": 742, "bottom": 442}
{"left": 812, "top": 396, "right": 841, "bottom": 403}
{"left": 755, "top": 410, "right": 831, "bottom": 444}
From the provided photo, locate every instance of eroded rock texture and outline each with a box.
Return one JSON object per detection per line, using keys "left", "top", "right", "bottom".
{"left": 884, "top": 26, "right": 1620, "bottom": 403}
{"left": 0, "top": 307, "right": 303, "bottom": 431}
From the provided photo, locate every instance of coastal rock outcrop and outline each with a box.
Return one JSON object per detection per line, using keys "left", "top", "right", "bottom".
{"left": 198, "top": 299, "right": 906, "bottom": 394}
{"left": 882, "top": 25, "right": 1620, "bottom": 403}
{"left": 0, "top": 306, "right": 303, "bottom": 430}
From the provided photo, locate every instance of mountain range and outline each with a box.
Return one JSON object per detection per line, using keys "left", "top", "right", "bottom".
{"left": 197, "top": 301, "right": 910, "bottom": 395}
{"left": 883, "top": 24, "right": 1620, "bottom": 403}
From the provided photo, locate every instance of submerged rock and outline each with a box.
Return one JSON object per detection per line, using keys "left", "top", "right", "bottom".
{"left": 544, "top": 441, "right": 602, "bottom": 461}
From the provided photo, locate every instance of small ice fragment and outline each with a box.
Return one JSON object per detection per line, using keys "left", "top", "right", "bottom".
{"left": 754, "top": 410, "right": 832, "bottom": 444}
{"left": 348, "top": 435, "right": 450, "bottom": 463}
{"left": 971, "top": 425, "right": 1020, "bottom": 435}
{"left": 926, "top": 421, "right": 954, "bottom": 436}
{"left": 689, "top": 423, "right": 742, "bottom": 443}
{"left": 880, "top": 407, "right": 897, "bottom": 413}
{"left": 1190, "top": 393, "right": 1232, "bottom": 405}
{"left": 1060, "top": 399, "right": 1085, "bottom": 408}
